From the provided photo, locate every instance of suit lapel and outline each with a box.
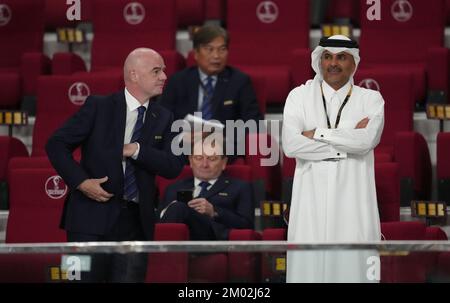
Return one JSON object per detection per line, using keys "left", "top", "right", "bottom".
{"left": 210, "top": 68, "right": 229, "bottom": 120}
{"left": 188, "top": 69, "right": 200, "bottom": 114}
{"left": 113, "top": 91, "right": 127, "bottom": 148}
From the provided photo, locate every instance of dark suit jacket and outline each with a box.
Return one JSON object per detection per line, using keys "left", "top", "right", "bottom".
{"left": 158, "top": 174, "right": 254, "bottom": 240}
{"left": 46, "top": 91, "right": 184, "bottom": 240}
{"left": 159, "top": 66, "right": 262, "bottom": 124}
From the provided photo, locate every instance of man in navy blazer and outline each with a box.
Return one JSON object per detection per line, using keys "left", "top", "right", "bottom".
{"left": 159, "top": 25, "right": 262, "bottom": 125}
{"left": 159, "top": 138, "right": 254, "bottom": 240}
{"left": 46, "top": 48, "right": 184, "bottom": 282}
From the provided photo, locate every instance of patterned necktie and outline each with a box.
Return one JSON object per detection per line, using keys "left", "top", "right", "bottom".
{"left": 198, "top": 181, "right": 210, "bottom": 198}
{"left": 201, "top": 76, "right": 214, "bottom": 120}
{"left": 123, "top": 106, "right": 146, "bottom": 201}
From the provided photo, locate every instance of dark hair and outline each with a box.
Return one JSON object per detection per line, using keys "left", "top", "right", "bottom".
{"left": 193, "top": 25, "right": 229, "bottom": 49}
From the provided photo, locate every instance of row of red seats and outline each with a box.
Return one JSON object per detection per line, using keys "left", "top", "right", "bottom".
{"left": 42, "top": 0, "right": 450, "bottom": 31}
{"left": 0, "top": 70, "right": 442, "bottom": 209}
{"left": 45, "top": 0, "right": 224, "bottom": 30}
{"left": 261, "top": 222, "right": 449, "bottom": 283}
{"left": 1, "top": 165, "right": 447, "bottom": 282}
{"left": 2, "top": 0, "right": 450, "bottom": 109}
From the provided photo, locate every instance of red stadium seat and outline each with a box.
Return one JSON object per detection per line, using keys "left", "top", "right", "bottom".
{"left": 380, "top": 221, "right": 447, "bottom": 283}
{"left": 0, "top": 137, "right": 28, "bottom": 182}
{"left": 245, "top": 133, "right": 281, "bottom": 201}
{"left": 325, "top": 0, "right": 360, "bottom": 25}
{"left": 282, "top": 153, "right": 400, "bottom": 222}
{"left": 152, "top": 164, "right": 259, "bottom": 282}
{"left": 437, "top": 132, "right": 450, "bottom": 203}
{"left": 359, "top": 0, "right": 448, "bottom": 105}
{"left": 355, "top": 69, "right": 432, "bottom": 206}
{"left": 176, "top": 0, "right": 204, "bottom": 28}
{"left": 226, "top": 0, "right": 312, "bottom": 104}
{"left": 0, "top": 168, "right": 67, "bottom": 282}
{"left": 0, "top": 136, "right": 28, "bottom": 209}
{"left": 147, "top": 223, "right": 260, "bottom": 282}
{"left": 53, "top": 0, "right": 185, "bottom": 78}
{"left": 205, "top": 0, "right": 226, "bottom": 21}
{"left": 281, "top": 153, "right": 295, "bottom": 204}
{"left": 185, "top": 51, "right": 267, "bottom": 115}
{"left": 0, "top": 0, "right": 50, "bottom": 107}
{"left": 262, "top": 223, "right": 447, "bottom": 283}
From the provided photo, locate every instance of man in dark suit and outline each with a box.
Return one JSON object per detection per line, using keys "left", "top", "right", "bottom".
{"left": 46, "top": 48, "right": 184, "bottom": 282}
{"left": 159, "top": 138, "right": 254, "bottom": 240}
{"left": 159, "top": 25, "right": 262, "bottom": 125}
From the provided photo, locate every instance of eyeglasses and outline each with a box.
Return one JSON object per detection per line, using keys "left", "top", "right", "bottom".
{"left": 200, "top": 45, "right": 228, "bottom": 56}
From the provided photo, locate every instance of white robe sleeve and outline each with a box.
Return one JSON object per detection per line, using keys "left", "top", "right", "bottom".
{"left": 282, "top": 87, "right": 347, "bottom": 161}
{"left": 313, "top": 92, "right": 385, "bottom": 155}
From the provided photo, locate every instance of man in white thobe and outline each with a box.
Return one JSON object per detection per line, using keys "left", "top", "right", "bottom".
{"left": 282, "top": 35, "right": 384, "bottom": 283}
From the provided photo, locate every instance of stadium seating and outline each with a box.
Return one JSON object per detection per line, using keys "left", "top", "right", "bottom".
{"left": 0, "top": 168, "right": 67, "bottom": 282}
{"left": 281, "top": 154, "right": 295, "bottom": 204}
{"left": 355, "top": 69, "right": 432, "bottom": 206}
{"left": 0, "top": 73, "right": 121, "bottom": 204}
{"left": 226, "top": 0, "right": 312, "bottom": 104}
{"left": 0, "top": 0, "right": 50, "bottom": 108}
{"left": 147, "top": 223, "right": 260, "bottom": 282}
{"left": 281, "top": 155, "right": 400, "bottom": 222}
{"left": 263, "top": 222, "right": 447, "bottom": 283}
{"left": 176, "top": 0, "right": 204, "bottom": 28}
{"left": 32, "top": 74, "right": 123, "bottom": 157}
{"left": 44, "top": 0, "right": 92, "bottom": 30}
{"left": 381, "top": 221, "right": 448, "bottom": 283}
{"left": 0, "top": 137, "right": 28, "bottom": 183}
{"left": 245, "top": 133, "right": 281, "bottom": 201}
{"left": 153, "top": 164, "right": 259, "bottom": 282}
{"left": 325, "top": 0, "right": 360, "bottom": 25}
{"left": 437, "top": 132, "right": 450, "bottom": 203}
{"left": 359, "top": 0, "right": 449, "bottom": 105}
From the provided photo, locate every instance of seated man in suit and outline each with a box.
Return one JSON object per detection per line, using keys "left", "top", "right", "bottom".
{"left": 159, "top": 137, "right": 254, "bottom": 240}
{"left": 159, "top": 24, "right": 262, "bottom": 124}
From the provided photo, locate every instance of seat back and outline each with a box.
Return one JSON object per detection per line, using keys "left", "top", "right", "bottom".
{"left": 33, "top": 74, "right": 123, "bottom": 156}
{"left": 437, "top": 132, "right": 450, "bottom": 203}
{"left": 375, "top": 163, "right": 400, "bottom": 222}
{"left": 0, "top": 0, "right": 45, "bottom": 68}
{"left": 227, "top": 0, "right": 309, "bottom": 66}
{"left": 245, "top": 132, "right": 281, "bottom": 201}
{"left": 359, "top": 0, "right": 445, "bottom": 64}
{"left": 355, "top": 69, "right": 415, "bottom": 147}
{"left": 6, "top": 168, "right": 67, "bottom": 243}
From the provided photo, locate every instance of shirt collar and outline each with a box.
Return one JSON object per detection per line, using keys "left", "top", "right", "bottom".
{"left": 198, "top": 68, "right": 218, "bottom": 85}
{"left": 124, "top": 88, "right": 149, "bottom": 112}
{"left": 194, "top": 177, "right": 218, "bottom": 188}
{"left": 322, "top": 80, "right": 352, "bottom": 103}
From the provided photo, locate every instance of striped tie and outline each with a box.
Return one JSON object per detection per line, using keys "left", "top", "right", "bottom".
{"left": 123, "top": 106, "right": 146, "bottom": 202}
{"left": 197, "top": 181, "right": 210, "bottom": 198}
{"left": 201, "top": 76, "right": 214, "bottom": 120}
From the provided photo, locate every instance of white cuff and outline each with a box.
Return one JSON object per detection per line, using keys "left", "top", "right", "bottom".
{"left": 131, "top": 142, "right": 140, "bottom": 160}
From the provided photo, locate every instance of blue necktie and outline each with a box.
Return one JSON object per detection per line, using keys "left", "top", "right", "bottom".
{"left": 124, "top": 106, "right": 146, "bottom": 201}
{"left": 198, "top": 181, "right": 210, "bottom": 198}
{"left": 201, "top": 76, "right": 214, "bottom": 120}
